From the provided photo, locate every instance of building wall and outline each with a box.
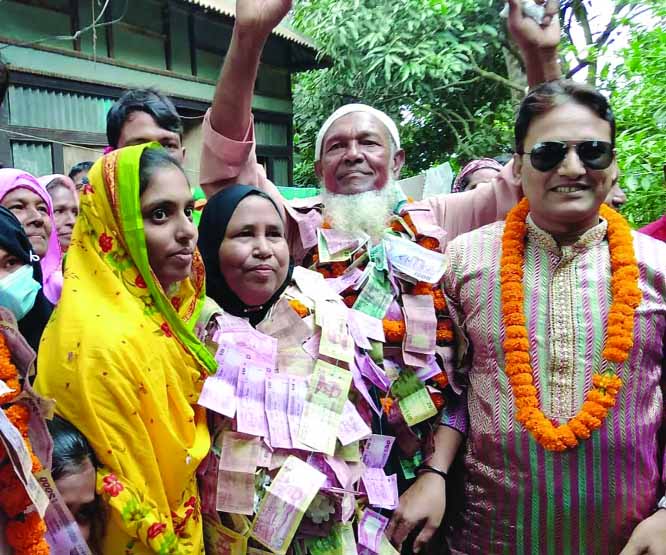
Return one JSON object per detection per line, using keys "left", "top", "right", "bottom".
{"left": 0, "top": 0, "right": 300, "bottom": 183}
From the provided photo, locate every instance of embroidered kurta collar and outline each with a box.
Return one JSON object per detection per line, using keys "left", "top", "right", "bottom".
{"left": 526, "top": 214, "right": 608, "bottom": 256}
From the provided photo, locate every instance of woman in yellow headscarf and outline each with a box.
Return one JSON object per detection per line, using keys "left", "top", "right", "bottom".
{"left": 35, "top": 143, "right": 217, "bottom": 554}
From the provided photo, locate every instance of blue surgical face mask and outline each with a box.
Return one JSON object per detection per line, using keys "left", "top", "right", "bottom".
{"left": 0, "top": 264, "right": 41, "bottom": 320}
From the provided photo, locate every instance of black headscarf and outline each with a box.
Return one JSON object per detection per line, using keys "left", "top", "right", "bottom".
{"left": 0, "top": 206, "right": 53, "bottom": 351}
{"left": 197, "top": 185, "right": 294, "bottom": 327}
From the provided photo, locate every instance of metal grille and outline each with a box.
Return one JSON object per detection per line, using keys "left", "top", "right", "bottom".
{"left": 272, "top": 158, "right": 289, "bottom": 187}
{"left": 11, "top": 142, "right": 53, "bottom": 176}
{"left": 255, "top": 121, "right": 288, "bottom": 147}
{"left": 8, "top": 86, "right": 114, "bottom": 133}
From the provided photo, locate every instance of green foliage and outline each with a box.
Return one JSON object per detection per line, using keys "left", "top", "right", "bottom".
{"left": 611, "top": 6, "right": 666, "bottom": 227}
{"left": 291, "top": 0, "right": 517, "bottom": 185}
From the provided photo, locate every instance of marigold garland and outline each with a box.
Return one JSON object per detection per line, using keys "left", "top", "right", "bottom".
{"left": 500, "top": 199, "right": 641, "bottom": 452}
{"left": 0, "top": 332, "right": 50, "bottom": 552}
{"left": 288, "top": 299, "right": 310, "bottom": 319}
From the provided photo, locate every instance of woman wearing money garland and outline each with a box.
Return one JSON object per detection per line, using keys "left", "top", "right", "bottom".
{"left": 194, "top": 174, "right": 457, "bottom": 554}
{"left": 35, "top": 144, "right": 217, "bottom": 554}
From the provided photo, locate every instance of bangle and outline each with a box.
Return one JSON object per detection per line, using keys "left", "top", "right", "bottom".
{"left": 415, "top": 464, "right": 447, "bottom": 482}
{"left": 657, "top": 496, "right": 666, "bottom": 512}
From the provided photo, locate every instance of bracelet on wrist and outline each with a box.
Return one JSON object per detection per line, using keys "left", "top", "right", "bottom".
{"left": 415, "top": 464, "right": 447, "bottom": 482}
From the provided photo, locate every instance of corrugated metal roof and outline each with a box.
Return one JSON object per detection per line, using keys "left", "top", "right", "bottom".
{"left": 182, "top": 0, "right": 319, "bottom": 52}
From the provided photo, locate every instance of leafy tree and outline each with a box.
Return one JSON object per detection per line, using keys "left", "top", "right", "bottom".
{"left": 291, "top": 0, "right": 666, "bottom": 231}
{"left": 611, "top": 7, "right": 666, "bottom": 227}
{"left": 291, "top": 0, "right": 520, "bottom": 184}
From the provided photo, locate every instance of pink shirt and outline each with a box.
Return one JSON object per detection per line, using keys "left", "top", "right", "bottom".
{"left": 200, "top": 109, "right": 523, "bottom": 261}
{"left": 640, "top": 215, "right": 666, "bottom": 243}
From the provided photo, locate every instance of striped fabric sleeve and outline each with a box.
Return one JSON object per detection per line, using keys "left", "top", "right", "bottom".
{"left": 440, "top": 389, "right": 468, "bottom": 435}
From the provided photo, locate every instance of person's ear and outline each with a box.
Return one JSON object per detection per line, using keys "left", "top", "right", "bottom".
{"left": 391, "top": 149, "right": 406, "bottom": 179}
{"left": 513, "top": 152, "right": 523, "bottom": 180}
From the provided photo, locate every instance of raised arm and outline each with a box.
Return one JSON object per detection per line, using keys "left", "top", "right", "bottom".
{"left": 210, "top": 0, "right": 292, "bottom": 141}
{"left": 200, "top": 1, "right": 292, "bottom": 199}
{"left": 508, "top": 0, "right": 562, "bottom": 88}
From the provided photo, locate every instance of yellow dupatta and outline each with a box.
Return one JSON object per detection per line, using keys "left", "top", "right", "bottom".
{"left": 35, "top": 144, "right": 216, "bottom": 554}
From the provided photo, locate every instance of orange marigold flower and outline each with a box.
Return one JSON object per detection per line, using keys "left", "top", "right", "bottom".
{"left": 503, "top": 338, "right": 529, "bottom": 352}
{"left": 383, "top": 320, "right": 406, "bottom": 344}
{"left": 512, "top": 384, "right": 538, "bottom": 398}
{"left": 586, "top": 390, "right": 616, "bottom": 408}
{"left": 343, "top": 293, "right": 358, "bottom": 308}
{"left": 412, "top": 282, "right": 433, "bottom": 296}
{"left": 418, "top": 237, "right": 440, "bottom": 251}
{"left": 436, "top": 319, "right": 454, "bottom": 344}
{"left": 431, "top": 372, "right": 449, "bottom": 389}
{"left": 316, "top": 267, "right": 333, "bottom": 279}
{"left": 380, "top": 397, "right": 394, "bottom": 416}
{"left": 288, "top": 299, "right": 309, "bottom": 319}
{"left": 500, "top": 200, "right": 635, "bottom": 451}
{"left": 402, "top": 213, "right": 417, "bottom": 234}
{"left": 0, "top": 377, "right": 20, "bottom": 404}
{"left": 432, "top": 289, "right": 447, "bottom": 313}
{"left": 330, "top": 262, "right": 348, "bottom": 277}
{"left": 6, "top": 511, "right": 46, "bottom": 550}
{"left": 509, "top": 374, "right": 534, "bottom": 387}
{"left": 0, "top": 481, "right": 31, "bottom": 518}
{"left": 430, "top": 391, "right": 445, "bottom": 410}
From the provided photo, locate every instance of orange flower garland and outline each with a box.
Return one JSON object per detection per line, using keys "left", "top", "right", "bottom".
{"left": 0, "top": 332, "right": 50, "bottom": 553}
{"left": 500, "top": 199, "right": 641, "bottom": 452}
{"left": 288, "top": 299, "right": 310, "bottom": 319}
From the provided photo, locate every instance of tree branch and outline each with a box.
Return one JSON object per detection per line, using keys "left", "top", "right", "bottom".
{"left": 467, "top": 53, "right": 525, "bottom": 93}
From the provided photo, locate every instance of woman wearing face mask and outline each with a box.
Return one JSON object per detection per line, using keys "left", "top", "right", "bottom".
{"left": 0, "top": 206, "right": 53, "bottom": 351}
{"left": 0, "top": 169, "right": 63, "bottom": 304}
{"left": 35, "top": 144, "right": 216, "bottom": 555}
{"left": 197, "top": 184, "right": 292, "bottom": 328}
{"left": 39, "top": 174, "right": 80, "bottom": 252}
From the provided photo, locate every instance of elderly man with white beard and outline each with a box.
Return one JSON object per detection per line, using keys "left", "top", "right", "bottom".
{"left": 199, "top": 0, "right": 562, "bottom": 262}
{"left": 198, "top": 0, "right": 562, "bottom": 553}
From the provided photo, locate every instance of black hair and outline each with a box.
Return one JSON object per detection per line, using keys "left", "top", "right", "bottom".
{"left": 0, "top": 53, "right": 8, "bottom": 108}
{"left": 106, "top": 88, "right": 183, "bottom": 149}
{"left": 48, "top": 415, "right": 97, "bottom": 480}
{"left": 138, "top": 147, "right": 188, "bottom": 195}
{"left": 493, "top": 153, "right": 513, "bottom": 165}
{"left": 68, "top": 161, "right": 93, "bottom": 180}
{"left": 515, "top": 80, "right": 616, "bottom": 154}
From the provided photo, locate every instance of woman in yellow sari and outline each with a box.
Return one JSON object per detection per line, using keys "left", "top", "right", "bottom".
{"left": 35, "top": 143, "right": 216, "bottom": 554}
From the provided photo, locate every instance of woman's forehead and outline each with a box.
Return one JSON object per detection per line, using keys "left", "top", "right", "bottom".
{"left": 230, "top": 195, "right": 283, "bottom": 223}
{"left": 2, "top": 185, "right": 48, "bottom": 204}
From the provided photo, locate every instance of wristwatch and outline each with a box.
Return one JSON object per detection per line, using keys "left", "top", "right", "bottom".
{"left": 657, "top": 496, "right": 666, "bottom": 511}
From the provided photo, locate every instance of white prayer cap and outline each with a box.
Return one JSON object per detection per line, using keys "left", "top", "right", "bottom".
{"left": 314, "top": 104, "right": 401, "bottom": 161}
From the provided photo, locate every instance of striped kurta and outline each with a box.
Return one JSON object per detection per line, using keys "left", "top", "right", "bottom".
{"left": 441, "top": 217, "right": 666, "bottom": 554}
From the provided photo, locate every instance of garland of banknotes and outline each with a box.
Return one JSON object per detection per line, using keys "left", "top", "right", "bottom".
{"left": 198, "top": 208, "right": 455, "bottom": 555}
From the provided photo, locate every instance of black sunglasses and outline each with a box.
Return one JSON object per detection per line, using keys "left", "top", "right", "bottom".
{"left": 520, "top": 140, "right": 614, "bottom": 172}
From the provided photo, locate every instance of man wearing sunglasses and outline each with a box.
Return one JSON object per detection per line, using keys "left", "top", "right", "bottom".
{"left": 405, "top": 80, "right": 666, "bottom": 554}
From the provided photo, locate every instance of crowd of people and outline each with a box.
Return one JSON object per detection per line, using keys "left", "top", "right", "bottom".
{"left": 1, "top": 0, "right": 666, "bottom": 554}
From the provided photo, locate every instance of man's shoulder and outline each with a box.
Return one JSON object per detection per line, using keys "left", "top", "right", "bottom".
{"left": 446, "top": 220, "right": 505, "bottom": 253}
{"left": 633, "top": 230, "right": 666, "bottom": 274}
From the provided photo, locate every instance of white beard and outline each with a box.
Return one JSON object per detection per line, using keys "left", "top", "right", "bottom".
{"left": 322, "top": 180, "right": 402, "bottom": 241}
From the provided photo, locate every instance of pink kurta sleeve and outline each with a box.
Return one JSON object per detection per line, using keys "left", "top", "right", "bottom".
{"left": 420, "top": 161, "right": 523, "bottom": 244}
{"left": 199, "top": 109, "right": 311, "bottom": 261}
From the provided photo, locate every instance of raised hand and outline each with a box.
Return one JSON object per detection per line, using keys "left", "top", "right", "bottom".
{"left": 235, "top": 0, "right": 292, "bottom": 41}
{"left": 508, "top": 0, "right": 561, "bottom": 51}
